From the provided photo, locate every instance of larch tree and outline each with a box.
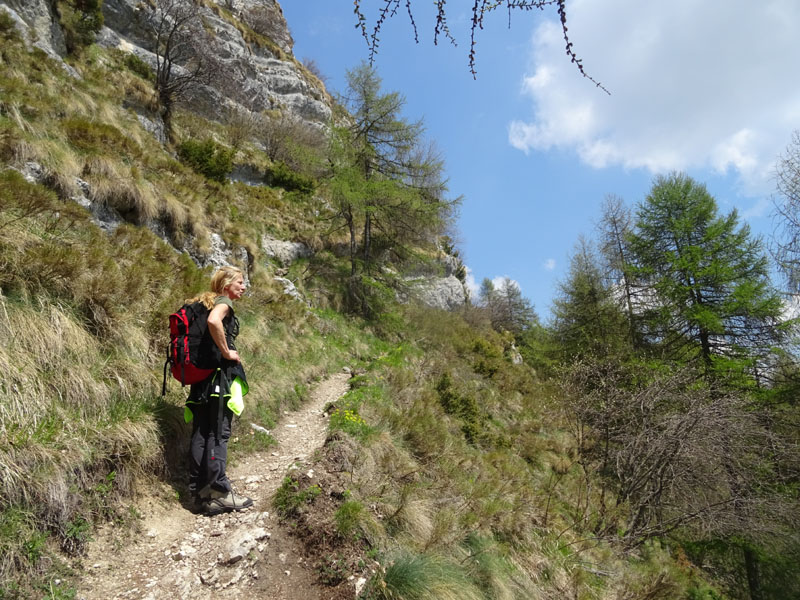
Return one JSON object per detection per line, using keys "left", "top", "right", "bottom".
{"left": 352, "top": 0, "right": 606, "bottom": 90}
{"left": 628, "top": 173, "right": 785, "bottom": 381}
{"left": 772, "top": 130, "right": 800, "bottom": 295}
{"left": 597, "top": 195, "right": 642, "bottom": 347}
{"left": 327, "top": 63, "right": 455, "bottom": 315}
{"left": 479, "top": 277, "right": 536, "bottom": 335}
{"left": 551, "top": 236, "right": 630, "bottom": 361}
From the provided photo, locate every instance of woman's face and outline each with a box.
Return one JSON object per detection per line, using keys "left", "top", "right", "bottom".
{"left": 225, "top": 275, "right": 246, "bottom": 300}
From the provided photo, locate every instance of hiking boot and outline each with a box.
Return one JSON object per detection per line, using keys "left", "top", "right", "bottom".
{"left": 204, "top": 490, "right": 253, "bottom": 516}
{"left": 191, "top": 496, "right": 208, "bottom": 514}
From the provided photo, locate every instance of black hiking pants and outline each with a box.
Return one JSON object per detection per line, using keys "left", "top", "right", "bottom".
{"left": 188, "top": 396, "right": 233, "bottom": 500}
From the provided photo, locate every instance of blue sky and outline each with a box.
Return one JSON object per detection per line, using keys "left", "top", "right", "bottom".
{"left": 281, "top": 0, "right": 800, "bottom": 319}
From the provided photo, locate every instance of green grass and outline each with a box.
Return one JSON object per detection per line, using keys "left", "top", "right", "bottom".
{"left": 274, "top": 476, "right": 322, "bottom": 517}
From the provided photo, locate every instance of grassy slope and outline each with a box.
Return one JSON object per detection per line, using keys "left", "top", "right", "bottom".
{"left": 0, "top": 19, "right": 722, "bottom": 600}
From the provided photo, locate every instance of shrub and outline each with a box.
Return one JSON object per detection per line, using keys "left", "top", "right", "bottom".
{"left": 265, "top": 161, "right": 315, "bottom": 194}
{"left": 57, "top": 0, "right": 104, "bottom": 53}
{"left": 0, "top": 9, "right": 20, "bottom": 41}
{"left": 177, "top": 138, "right": 234, "bottom": 183}
{"left": 123, "top": 53, "right": 153, "bottom": 82}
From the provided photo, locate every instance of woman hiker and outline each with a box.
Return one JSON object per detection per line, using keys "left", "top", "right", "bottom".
{"left": 184, "top": 265, "right": 253, "bottom": 515}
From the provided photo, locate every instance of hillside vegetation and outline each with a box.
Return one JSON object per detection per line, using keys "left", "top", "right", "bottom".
{"left": 1, "top": 6, "right": 799, "bottom": 600}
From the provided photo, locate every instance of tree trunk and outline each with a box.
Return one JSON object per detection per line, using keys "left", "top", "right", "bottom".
{"left": 362, "top": 211, "right": 372, "bottom": 275}
{"left": 744, "top": 546, "right": 763, "bottom": 600}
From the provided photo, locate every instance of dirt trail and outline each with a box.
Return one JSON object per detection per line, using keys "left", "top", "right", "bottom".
{"left": 77, "top": 372, "right": 351, "bottom": 600}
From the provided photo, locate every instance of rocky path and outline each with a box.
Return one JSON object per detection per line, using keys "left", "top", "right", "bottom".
{"left": 77, "top": 372, "right": 351, "bottom": 600}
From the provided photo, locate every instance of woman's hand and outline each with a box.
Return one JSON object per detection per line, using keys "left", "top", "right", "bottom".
{"left": 222, "top": 348, "right": 240, "bottom": 363}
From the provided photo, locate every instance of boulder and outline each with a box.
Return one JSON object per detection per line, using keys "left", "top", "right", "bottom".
{"left": 261, "top": 235, "right": 312, "bottom": 266}
{"left": 407, "top": 275, "right": 467, "bottom": 311}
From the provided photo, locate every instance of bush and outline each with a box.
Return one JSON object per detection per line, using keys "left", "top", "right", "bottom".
{"left": 177, "top": 138, "right": 234, "bottom": 183}
{"left": 123, "top": 53, "right": 153, "bottom": 82}
{"left": 0, "top": 9, "right": 20, "bottom": 41}
{"left": 57, "top": 0, "right": 104, "bottom": 53}
{"left": 265, "top": 161, "right": 315, "bottom": 194}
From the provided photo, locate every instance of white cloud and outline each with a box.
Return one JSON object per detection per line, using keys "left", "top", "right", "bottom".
{"left": 463, "top": 266, "right": 480, "bottom": 299}
{"left": 509, "top": 0, "right": 800, "bottom": 193}
{"left": 492, "top": 275, "right": 522, "bottom": 293}
{"left": 543, "top": 258, "right": 556, "bottom": 271}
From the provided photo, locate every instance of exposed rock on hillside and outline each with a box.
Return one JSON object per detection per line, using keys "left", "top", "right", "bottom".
{"left": 0, "top": 0, "right": 67, "bottom": 58}
{"left": 407, "top": 275, "right": 467, "bottom": 311}
{"left": 261, "top": 235, "right": 313, "bottom": 266}
{"left": 99, "top": 0, "right": 330, "bottom": 126}
{"left": 0, "top": 0, "right": 331, "bottom": 127}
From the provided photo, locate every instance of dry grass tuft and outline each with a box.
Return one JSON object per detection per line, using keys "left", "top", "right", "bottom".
{"left": 84, "top": 156, "right": 159, "bottom": 222}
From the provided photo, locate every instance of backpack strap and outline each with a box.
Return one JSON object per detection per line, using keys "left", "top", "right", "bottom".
{"left": 162, "top": 346, "right": 170, "bottom": 396}
{"left": 216, "top": 368, "right": 229, "bottom": 440}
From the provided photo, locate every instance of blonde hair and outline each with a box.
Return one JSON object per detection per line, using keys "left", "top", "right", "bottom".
{"left": 186, "top": 265, "right": 244, "bottom": 309}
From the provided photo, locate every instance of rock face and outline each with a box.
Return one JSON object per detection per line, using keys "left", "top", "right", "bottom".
{"left": 0, "top": 0, "right": 331, "bottom": 127}
{"left": 407, "top": 275, "right": 467, "bottom": 311}
{"left": 0, "top": 0, "right": 67, "bottom": 58}
{"left": 261, "top": 235, "right": 312, "bottom": 266}
{"left": 98, "top": 0, "right": 331, "bottom": 126}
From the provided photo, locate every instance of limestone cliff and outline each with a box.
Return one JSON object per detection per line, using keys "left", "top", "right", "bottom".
{"left": 0, "top": 0, "right": 331, "bottom": 127}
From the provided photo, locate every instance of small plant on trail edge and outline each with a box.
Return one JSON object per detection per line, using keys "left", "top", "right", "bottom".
{"left": 329, "top": 407, "right": 372, "bottom": 441}
{"left": 316, "top": 552, "right": 349, "bottom": 586}
{"left": 273, "top": 475, "right": 321, "bottom": 517}
{"left": 361, "top": 551, "right": 482, "bottom": 600}
{"left": 334, "top": 495, "right": 364, "bottom": 540}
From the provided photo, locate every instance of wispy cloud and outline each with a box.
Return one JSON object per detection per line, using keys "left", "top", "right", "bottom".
{"left": 543, "top": 258, "right": 556, "bottom": 271}
{"left": 508, "top": 0, "right": 800, "bottom": 195}
{"left": 463, "top": 267, "right": 480, "bottom": 299}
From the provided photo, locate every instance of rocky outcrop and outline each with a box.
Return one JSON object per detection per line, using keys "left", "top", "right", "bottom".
{"left": 98, "top": 0, "right": 331, "bottom": 127}
{"left": 0, "top": 0, "right": 67, "bottom": 59}
{"left": 0, "top": 0, "right": 331, "bottom": 128}
{"left": 261, "top": 235, "right": 312, "bottom": 266}
{"left": 406, "top": 275, "right": 467, "bottom": 311}
{"left": 399, "top": 249, "right": 469, "bottom": 311}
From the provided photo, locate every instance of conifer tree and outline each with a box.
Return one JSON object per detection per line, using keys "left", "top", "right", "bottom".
{"left": 551, "top": 237, "right": 630, "bottom": 360}
{"left": 628, "top": 173, "right": 785, "bottom": 380}
{"left": 479, "top": 277, "right": 536, "bottom": 335}
{"left": 329, "top": 63, "right": 455, "bottom": 315}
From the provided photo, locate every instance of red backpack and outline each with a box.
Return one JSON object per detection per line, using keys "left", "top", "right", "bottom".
{"left": 162, "top": 301, "right": 217, "bottom": 395}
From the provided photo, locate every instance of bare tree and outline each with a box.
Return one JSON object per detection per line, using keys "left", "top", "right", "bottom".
{"left": 256, "top": 112, "right": 326, "bottom": 174}
{"left": 560, "top": 359, "right": 799, "bottom": 555}
{"left": 143, "top": 0, "right": 223, "bottom": 142}
{"left": 772, "top": 131, "right": 800, "bottom": 295}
